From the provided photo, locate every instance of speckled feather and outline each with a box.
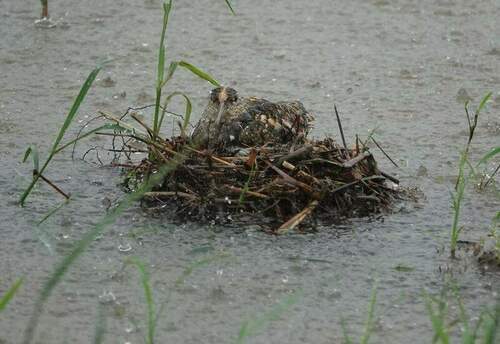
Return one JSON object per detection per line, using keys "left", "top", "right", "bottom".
{"left": 191, "top": 87, "right": 314, "bottom": 148}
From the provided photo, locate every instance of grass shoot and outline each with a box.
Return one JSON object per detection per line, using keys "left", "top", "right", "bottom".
{"left": 449, "top": 92, "right": 492, "bottom": 258}
{"left": 0, "top": 278, "right": 23, "bottom": 313}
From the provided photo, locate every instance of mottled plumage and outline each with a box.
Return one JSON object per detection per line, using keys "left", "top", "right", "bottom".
{"left": 191, "top": 87, "right": 313, "bottom": 149}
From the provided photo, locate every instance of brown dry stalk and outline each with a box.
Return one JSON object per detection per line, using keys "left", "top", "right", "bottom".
{"left": 276, "top": 200, "right": 319, "bottom": 234}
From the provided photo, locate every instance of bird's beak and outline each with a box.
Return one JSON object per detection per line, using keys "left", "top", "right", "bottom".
{"left": 215, "top": 100, "right": 226, "bottom": 126}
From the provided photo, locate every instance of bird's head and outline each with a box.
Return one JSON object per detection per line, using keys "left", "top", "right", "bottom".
{"left": 209, "top": 87, "right": 238, "bottom": 125}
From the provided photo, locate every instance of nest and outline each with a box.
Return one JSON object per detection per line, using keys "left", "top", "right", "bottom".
{"left": 121, "top": 135, "right": 407, "bottom": 233}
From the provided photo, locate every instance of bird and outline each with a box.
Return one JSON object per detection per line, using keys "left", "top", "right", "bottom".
{"left": 191, "top": 87, "right": 313, "bottom": 150}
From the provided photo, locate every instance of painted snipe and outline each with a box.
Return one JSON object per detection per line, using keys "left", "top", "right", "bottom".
{"left": 191, "top": 87, "right": 314, "bottom": 149}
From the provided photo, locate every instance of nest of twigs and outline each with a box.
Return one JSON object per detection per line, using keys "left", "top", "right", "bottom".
{"left": 121, "top": 134, "right": 407, "bottom": 233}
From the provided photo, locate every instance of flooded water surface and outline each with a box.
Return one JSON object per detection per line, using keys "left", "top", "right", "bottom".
{"left": 0, "top": 0, "right": 499, "bottom": 343}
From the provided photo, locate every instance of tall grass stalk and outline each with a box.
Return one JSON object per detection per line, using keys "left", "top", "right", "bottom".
{"left": 236, "top": 290, "right": 302, "bottom": 344}
{"left": 149, "top": 2, "right": 221, "bottom": 154}
{"left": 450, "top": 92, "right": 492, "bottom": 258}
{"left": 0, "top": 278, "right": 23, "bottom": 312}
{"left": 152, "top": 1, "right": 172, "bottom": 140}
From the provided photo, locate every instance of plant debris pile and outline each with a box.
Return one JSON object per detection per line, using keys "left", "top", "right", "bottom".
{"left": 122, "top": 134, "right": 407, "bottom": 233}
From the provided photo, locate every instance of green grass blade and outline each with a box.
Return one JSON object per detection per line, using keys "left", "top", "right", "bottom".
{"left": 37, "top": 199, "right": 69, "bottom": 226}
{"left": 157, "top": 1, "right": 172, "bottom": 86}
{"left": 22, "top": 152, "right": 186, "bottom": 344}
{"left": 424, "top": 292, "right": 450, "bottom": 344}
{"left": 455, "top": 289, "right": 476, "bottom": 344}
{"left": 178, "top": 61, "right": 220, "bottom": 86}
{"left": 476, "top": 147, "right": 500, "bottom": 167}
{"left": 160, "top": 61, "right": 178, "bottom": 88}
{"left": 20, "top": 66, "right": 101, "bottom": 206}
{"left": 482, "top": 303, "right": 499, "bottom": 344}
{"left": 223, "top": 0, "right": 236, "bottom": 14}
{"left": 23, "top": 145, "right": 40, "bottom": 172}
{"left": 361, "top": 125, "right": 380, "bottom": 147}
{"left": 158, "top": 92, "right": 192, "bottom": 137}
{"left": 340, "top": 318, "right": 353, "bottom": 344}
{"left": 476, "top": 92, "right": 492, "bottom": 115}
{"left": 153, "top": 0, "right": 173, "bottom": 136}
{"left": 360, "top": 282, "right": 378, "bottom": 344}
{"left": 129, "top": 258, "right": 156, "bottom": 344}
{"left": 239, "top": 165, "right": 255, "bottom": 205}
{"left": 51, "top": 67, "right": 102, "bottom": 153}
{"left": 236, "top": 290, "right": 302, "bottom": 344}
{"left": 0, "top": 278, "right": 23, "bottom": 312}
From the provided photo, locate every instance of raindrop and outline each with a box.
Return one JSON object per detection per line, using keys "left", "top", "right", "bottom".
{"left": 34, "top": 17, "right": 57, "bottom": 29}
{"left": 98, "top": 290, "right": 116, "bottom": 304}
{"left": 118, "top": 243, "right": 132, "bottom": 252}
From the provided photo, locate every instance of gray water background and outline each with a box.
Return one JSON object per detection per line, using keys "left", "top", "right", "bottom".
{"left": 0, "top": 0, "right": 499, "bottom": 343}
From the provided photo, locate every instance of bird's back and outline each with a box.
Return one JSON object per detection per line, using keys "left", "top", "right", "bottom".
{"left": 191, "top": 88, "right": 314, "bottom": 149}
{"left": 229, "top": 96, "right": 313, "bottom": 147}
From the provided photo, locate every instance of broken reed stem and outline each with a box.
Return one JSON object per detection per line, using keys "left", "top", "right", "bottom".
{"left": 265, "top": 161, "right": 315, "bottom": 195}
{"left": 334, "top": 105, "right": 349, "bottom": 159}
{"left": 33, "top": 170, "right": 70, "bottom": 200}
{"left": 144, "top": 191, "right": 198, "bottom": 200}
{"left": 380, "top": 171, "right": 399, "bottom": 185}
{"left": 184, "top": 146, "right": 236, "bottom": 167}
{"left": 131, "top": 113, "right": 155, "bottom": 138}
{"left": 342, "top": 151, "right": 371, "bottom": 168}
{"left": 225, "top": 185, "right": 270, "bottom": 199}
{"left": 371, "top": 137, "right": 399, "bottom": 168}
{"left": 277, "top": 200, "right": 319, "bottom": 234}
{"left": 276, "top": 145, "right": 313, "bottom": 166}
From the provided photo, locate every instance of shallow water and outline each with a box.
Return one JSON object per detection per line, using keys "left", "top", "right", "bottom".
{"left": 1, "top": 0, "right": 499, "bottom": 343}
